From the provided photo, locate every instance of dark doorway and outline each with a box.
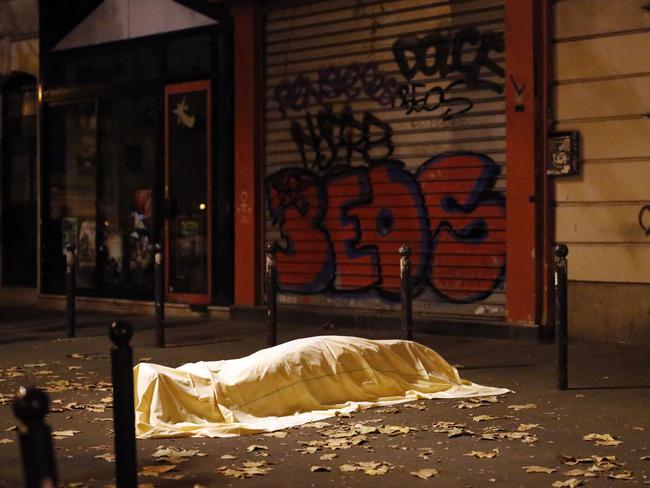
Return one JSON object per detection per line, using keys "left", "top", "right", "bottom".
{"left": 1, "top": 73, "right": 37, "bottom": 287}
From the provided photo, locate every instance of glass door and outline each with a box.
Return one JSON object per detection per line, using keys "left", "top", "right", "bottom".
{"left": 164, "top": 81, "right": 212, "bottom": 304}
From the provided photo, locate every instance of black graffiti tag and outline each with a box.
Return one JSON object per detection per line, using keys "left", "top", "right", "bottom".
{"left": 391, "top": 79, "right": 473, "bottom": 119}
{"left": 392, "top": 25, "right": 505, "bottom": 93}
{"left": 274, "top": 62, "right": 399, "bottom": 117}
{"left": 290, "top": 104, "right": 394, "bottom": 174}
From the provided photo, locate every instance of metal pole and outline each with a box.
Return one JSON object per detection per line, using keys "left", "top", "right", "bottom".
{"left": 399, "top": 245, "right": 413, "bottom": 341}
{"left": 109, "top": 321, "right": 138, "bottom": 488}
{"left": 553, "top": 244, "right": 569, "bottom": 390}
{"left": 13, "top": 387, "right": 58, "bottom": 488}
{"left": 65, "top": 243, "right": 76, "bottom": 338}
{"left": 266, "top": 242, "right": 278, "bottom": 348}
{"left": 154, "top": 243, "right": 165, "bottom": 348}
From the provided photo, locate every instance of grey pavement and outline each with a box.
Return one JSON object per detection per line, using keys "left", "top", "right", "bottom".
{"left": 0, "top": 306, "right": 648, "bottom": 487}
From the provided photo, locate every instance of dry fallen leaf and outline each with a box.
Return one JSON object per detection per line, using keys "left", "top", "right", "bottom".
{"left": 378, "top": 425, "right": 414, "bottom": 436}
{"left": 523, "top": 466, "right": 556, "bottom": 474}
{"left": 559, "top": 455, "right": 593, "bottom": 466}
{"left": 310, "top": 465, "right": 331, "bottom": 472}
{"left": 404, "top": 403, "right": 426, "bottom": 411}
{"left": 294, "top": 446, "right": 319, "bottom": 454}
{"left": 52, "top": 430, "right": 80, "bottom": 439}
{"left": 455, "top": 396, "right": 500, "bottom": 409}
{"left": 552, "top": 479, "right": 583, "bottom": 488}
{"left": 517, "top": 423, "right": 540, "bottom": 432}
{"left": 608, "top": 471, "right": 634, "bottom": 480}
{"left": 464, "top": 449, "right": 500, "bottom": 459}
{"left": 220, "top": 454, "right": 237, "bottom": 460}
{"left": 216, "top": 460, "right": 273, "bottom": 478}
{"left": 0, "top": 438, "right": 13, "bottom": 445}
{"left": 301, "top": 421, "right": 331, "bottom": 429}
{"left": 410, "top": 468, "right": 440, "bottom": 479}
{"left": 563, "top": 468, "right": 597, "bottom": 478}
{"left": 472, "top": 415, "right": 498, "bottom": 422}
{"left": 162, "top": 474, "right": 185, "bottom": 480}
{"left": 339, "top": 461, "right": 394, "bottom": 476}
{"left": 139, "top": 465, "right": 177, "bottom": 477}
{"left": 507, "top": 403, "right": 537, "bottom": 411}
{"left": 320, "top": 453, "right": 338, "bottom": 461}
{"left": 641, "top": 456, "right": 650, "bottom": 461}
{"left": 246, "top": 444, "right": 269, "bottom": 453}
{"left": 263, "top": 431, "right": 288, "bottom": 438}
{"left": 94, "top": 453, "right": 115, "bottom": 462}
{"left": 582, "top": 433, "right": 623, "bottom": 446}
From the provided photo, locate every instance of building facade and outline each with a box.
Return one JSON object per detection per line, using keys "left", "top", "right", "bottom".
{"left": 0, "top": 0, "right": 648, "bottom": 344}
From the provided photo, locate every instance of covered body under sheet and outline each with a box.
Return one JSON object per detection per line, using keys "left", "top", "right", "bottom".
{"left": 134, "top": 336, "right": 509, "bottom": 438}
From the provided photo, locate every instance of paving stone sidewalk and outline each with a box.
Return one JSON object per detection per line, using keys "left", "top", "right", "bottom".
{"left": 0, "top": 306, "right": 648, "bottom": 487}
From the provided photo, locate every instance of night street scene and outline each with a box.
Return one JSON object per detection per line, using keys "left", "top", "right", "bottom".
{"left": 0, "top": 0, "right": 649, "bottom": 487}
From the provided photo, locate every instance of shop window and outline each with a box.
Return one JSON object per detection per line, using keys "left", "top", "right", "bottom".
{"left": 97, "top": 95, "right": 157, "bottom": 295}
{"left": 43, "top": 95, "right": 157, "bottom": 297}
{"left": 1, "top": 75, "right": 37, "bottom": 286}
{"left": 44, "top": 101, "right": 98, "bottom": 291}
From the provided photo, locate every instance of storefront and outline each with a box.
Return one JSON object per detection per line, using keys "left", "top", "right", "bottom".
{"left": 260, "top": 0, "right": 548, "bottom": 326}
{"left": 38, "top": 0, "right": 234, "bottom": 305}
{"left": 1, "top": 0, "right": 551, "bottom": 331}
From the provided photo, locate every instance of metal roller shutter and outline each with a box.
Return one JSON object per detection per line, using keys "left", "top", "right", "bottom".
{"left": 264, "top": 0, "right": 507, "bottom": 318}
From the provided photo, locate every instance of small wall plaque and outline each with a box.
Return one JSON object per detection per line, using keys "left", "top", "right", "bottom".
{"left": 547, "top": 131, "right": 580, "bottom": 176}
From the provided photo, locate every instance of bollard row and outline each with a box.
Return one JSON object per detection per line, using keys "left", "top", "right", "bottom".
{"left": 553, "top": 244, "right": 569, "bottom": 391}
{"left": 65, "top": 243, "right": 76, "bottom": 338}
{"left": 264, "top": 242, "right": 416, "bottom": 345}
{"left": 154, "top": 243, "right": 165, "bottom": 348}
{"left": 13, "top": 387, "right": 58, "bottom": 488}
{"left": 110, "top": 321, "right": 138, "bottom": 487}
{"left": 13, "top": 321, "right": 139, "bottom": 488}
{"left": 266, "top": 242, "right": 278, "bottom": 348}
{"left": 399, "top": 245, "right": 413, "bottom": 341}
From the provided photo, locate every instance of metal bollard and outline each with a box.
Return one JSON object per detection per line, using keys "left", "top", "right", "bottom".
{"left": 399, "top": 245, "right": 413, "bottom": 341}
{"left": 109, "top": 321, "right": 138, "bottom": 488}
{"left": 265, "top": 242, "right": 278, "bottom": 348}
{"left": 154, "top": 243, "right": 165, "bottom": 348}
{"left": 65, "top": 243, "right": 76, "bottom": 338}
{"left": 553, "top": 244, "right": 569, "bottom": 390}
{"left": 13, "top": 386, "right": 58, "bottom": 488}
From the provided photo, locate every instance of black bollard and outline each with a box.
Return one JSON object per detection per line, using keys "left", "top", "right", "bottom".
{"left": 154, "top": 243, "right": 165, "bottom": 348}
{"left": 265, "top": 242, "right": 278, "bottom": 348}
{"left": 399, "top": 245, "right": 413, "bottom": 341}
{"left": 553, "top": 244, "right": 569, "bottom": 390}
{"left": 13, "top": 386, "right": 58, "bottom": 488}
{"left": 65, "top": 243, "right": 76, "bottom": 338}
{"left": 109, "top": 321, "right": 138, "bottom": 488}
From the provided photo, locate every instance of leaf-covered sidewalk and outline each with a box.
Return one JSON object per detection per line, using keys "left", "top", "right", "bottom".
{"left": 0, "top": 306, "right": 648, "bottom": 487}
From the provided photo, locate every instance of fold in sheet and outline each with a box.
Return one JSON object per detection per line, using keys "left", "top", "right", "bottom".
{"left": 134, "top": 335, "right": 509, "bottom": 438}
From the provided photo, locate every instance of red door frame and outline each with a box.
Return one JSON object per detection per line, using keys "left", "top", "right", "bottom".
{"left": 505, "top": 0, "right": 552, "bottom": 326}
{"left": 232, "top": 0, "right": 263, "bottom": 307}
{"left": 164, "top": 80, "right": 213, "bottom": 305}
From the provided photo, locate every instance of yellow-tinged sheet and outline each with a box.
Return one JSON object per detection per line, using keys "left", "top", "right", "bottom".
{"left": 134, "top": 335, "right": 509, "bottom": 438}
